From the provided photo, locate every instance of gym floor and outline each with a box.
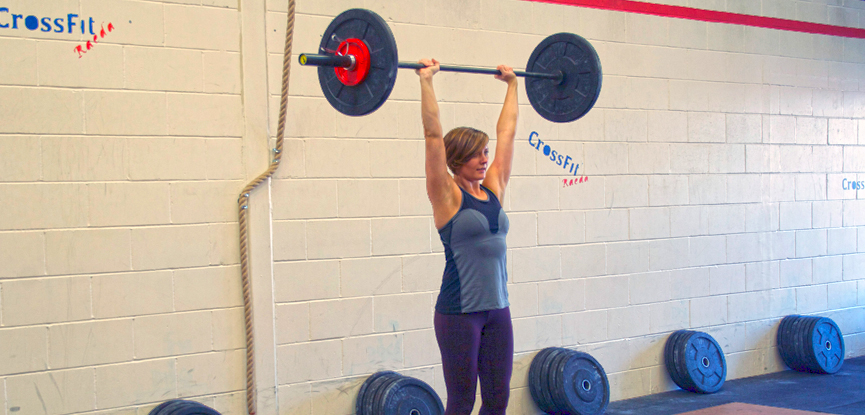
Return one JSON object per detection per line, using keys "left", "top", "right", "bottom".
{"left": 605, "top": 355, "right": 865, "bottom": 415}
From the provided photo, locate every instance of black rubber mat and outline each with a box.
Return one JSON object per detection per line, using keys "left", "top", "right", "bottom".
{"left": 605, "top": 356, "right": 865, "bottom": 415}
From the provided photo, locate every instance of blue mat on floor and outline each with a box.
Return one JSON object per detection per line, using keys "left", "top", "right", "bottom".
{"left": 605, "top": 356, "right": 865, "bottom": 415}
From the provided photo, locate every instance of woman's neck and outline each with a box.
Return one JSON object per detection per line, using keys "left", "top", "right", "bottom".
{"left": 453, "top": 175, "right": 486, "bottom": 199}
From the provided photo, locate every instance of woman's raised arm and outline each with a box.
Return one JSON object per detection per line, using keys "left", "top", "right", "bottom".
{"left": 484, "top": 65, "right": 518, "bottom": 200}
{"left": 418, "top": 59, "right": 459, "bottom": 228}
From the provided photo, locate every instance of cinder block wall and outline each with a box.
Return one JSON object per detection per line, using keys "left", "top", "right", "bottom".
{"left": 0, "top": 0, "right": 247, "bottom": 413}
{"left": 1, "top": 0, "right": 864, "bottom": 414}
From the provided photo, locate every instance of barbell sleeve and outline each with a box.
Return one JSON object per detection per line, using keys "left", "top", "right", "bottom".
{"left": 299, "top": 53, "right": 356, "bottom": 69}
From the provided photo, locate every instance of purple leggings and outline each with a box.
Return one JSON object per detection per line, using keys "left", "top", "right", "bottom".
{"left": 434, "top": 307, "right": 514, "bottom": 415}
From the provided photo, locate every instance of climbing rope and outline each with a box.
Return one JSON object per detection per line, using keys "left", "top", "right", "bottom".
{"left": 237, "top": 0, "right": 295, "bottom": 413}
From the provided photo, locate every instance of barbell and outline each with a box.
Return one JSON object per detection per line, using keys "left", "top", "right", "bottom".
{"left": 298, "top": 9, "right": 603, "bottom": 123}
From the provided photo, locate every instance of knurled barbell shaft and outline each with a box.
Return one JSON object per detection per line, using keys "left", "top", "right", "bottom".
{"left": 398, "top": 62, "right": 562, "bottom": 81}
{"left": 298, "top": 53, "right": 563, "bottom": 82}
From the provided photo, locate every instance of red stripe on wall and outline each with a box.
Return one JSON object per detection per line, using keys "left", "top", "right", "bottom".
{"left": 530, "top": 0, "right": 865, "bottom": 39}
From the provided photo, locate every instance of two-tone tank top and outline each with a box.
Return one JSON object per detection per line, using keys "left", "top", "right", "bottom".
{"left": 435, "top": 185, "right": 509, "bottom": 314}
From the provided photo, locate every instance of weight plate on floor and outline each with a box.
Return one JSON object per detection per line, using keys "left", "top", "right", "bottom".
{"left": 791, "top": 316, "right": 809, "bottom": 372}
{"left": 802, "top": 316, "right": 821, "bottom": 372}
{"left": 665, "top": 330, "right": 688, "bottom": 389}
{"left": 317, "top": 8, "right": 398, "bottom": 116}
{"left": 777, "top": 315, "right": 798, "bottom": 369}
{"left": 558, "top": 351, "right": 610, "bottom": 415}
{"left": 784, "top": 315, "right": 802, "bottom": 371}
{"left": 357, "top": 371, "right": 399, "bottom": 415}
{"left": 525, "top": 32, "right": 602, "bottom": 123}
{"left": 169, "top": 402, "right": 223, "bottom": 415}
{"left": 672, "top": 330, "right": 697, "bottom": 391}
{"left": 529, "top": 347, "right": 558, "bottom": 414}
{"left": 380, "top": 376, "right": 444, "bottom": 415}
{"left": 542, "top": 348, "right": 568, "bottom": 413}
{"left": 680, "top": 332, "right": 726, "bottom": 394}
{"left": 549, "top": 348, "right": 574, "bottom": 412}
{"left": 809, "top": 317, "right": 845, "bottom": 374}
{"left": 148, "top": 399, "right": 221, "bottom": 415}
{"left": 785, "top": 315, "right": 805, "bottom": 371}
{"left": 366, "top": 372, "right": 403, "bottom": 415}
{"left": 376, "top": 374, "right": 409, "bottom": 415}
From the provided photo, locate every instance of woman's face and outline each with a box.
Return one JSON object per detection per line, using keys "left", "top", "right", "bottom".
{"left": 455, "top": 147, "right": 489, "bottom": 181}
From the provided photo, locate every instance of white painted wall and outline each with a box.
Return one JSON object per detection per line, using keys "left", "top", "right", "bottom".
{"left": 0, "top": 0, "right": 863, "bottom": 414}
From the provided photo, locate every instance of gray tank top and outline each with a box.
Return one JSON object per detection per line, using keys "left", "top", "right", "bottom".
{"left": 435, "top": 185, "right": 509, "bottom": 314}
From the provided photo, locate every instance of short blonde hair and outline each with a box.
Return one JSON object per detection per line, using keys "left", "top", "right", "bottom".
{"left": 443, "top": 127, "right": 489, "bottom": 174}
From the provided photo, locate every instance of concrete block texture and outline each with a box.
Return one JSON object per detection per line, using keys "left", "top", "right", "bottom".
{"left": 343, "top": 333, "right": 403, "bottom": 376}
{"left": 49, "top": 319, "right": 134, "bottom": 369}
{"left": 0, "top": 136, "right": 41, "bottom": 182}
{"left": 309, "top": 298, "right": 374, "bottom": 340}
{"left": 628, "top": 271, "right": 671, "bottom": 305}
{"left": 373, "top": 293, "right": 432, "bottom": 332}
{"left": 41, "top": 136, "right": 126, "bottom": 181}
{"left": 133, "top": 311, "right": 213, "bottom": 359}
{"left": 95, "top": 359, "right": 175, "bottom": 409}
{"left": 276, "top": 303, "right": 310, "bottom": 345}
{"left": 371, "top": 217, "right": 431, "bottom": 255}
{"left": 0, "top": 231, "right": 46, "bottom": 279}
{"left": 585, "top": 209, "right": 629, "bottom": 243}
{"left": 540, "top": 211, "right": 586, "bottom": 246}
{"left": 585, "top": 275, "right": 629, "bottom": 310}
{"left": 46, "top": 229, "right": 131, "bottom": 275}
{"left": 513, "top": 315, "right": 562, "bottom": 353}
{"left": 124, "top": 46, "right": 203, "bottom": 92}
{"left": 0, "top": 326, "right": 48, "bottom": 375}
{"left": 84, "top": 90, "right": 166, "bottom": 136}
{"left": 305, "top": 219, "right": 371, "bottom": 259}
{"left": 176, "top": 350, "right": 246, "bottom": 397}
{"left": 6, "top": 367, "right": 95, "bottom": 414}
{"left": 274, "top": 260, "right": 339, "bottom": 302}
{"left": 1, "top": 277, "right": 90, "bottom": 326}
{"left": 164, "top": 4, "right": 240, "bottom": 50}
{"left": 538, "top": 279, "right": 586, "bottom": 314}
{"left": 690, "top": 295, "right": 728, "bottom": 328}
{"left": 0, "top": 183, "right": 89, "bottom": 231}
{"left": 512, "top": 246, "right": 561, "bottom": 283}
{"left": 174, "top": 266, "right": 242, "bottom": 311}
{"left": 131, "top": 225, "right": 212, "bottom": 270}
{"left": 0, "top": 88, "right": 84, "bottom": 135}
{"left": 277, "top": 340, "right": 342, "bottom": 384}
{"left": 4, "top": 0, "right": 865, "bottom": 412}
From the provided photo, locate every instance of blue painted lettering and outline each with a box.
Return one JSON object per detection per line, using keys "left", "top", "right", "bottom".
{"left": 841, "top": 178, "right": 864, "bottom": 191}
{"left": 67, "top": 13, "right": 77, "bottom": 33}
{"left": 527, "top": 131, "right": 580, "bottom": 176}
{"left": 24, "top": 15, "right": 38, "bottom": 30}
{"left": 0, "top": 9, "right": 104, "bottom": 39}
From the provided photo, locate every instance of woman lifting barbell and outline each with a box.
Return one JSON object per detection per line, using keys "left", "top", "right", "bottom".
{"left": 416, "top": 58, "right": 518, "bottom": 415}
